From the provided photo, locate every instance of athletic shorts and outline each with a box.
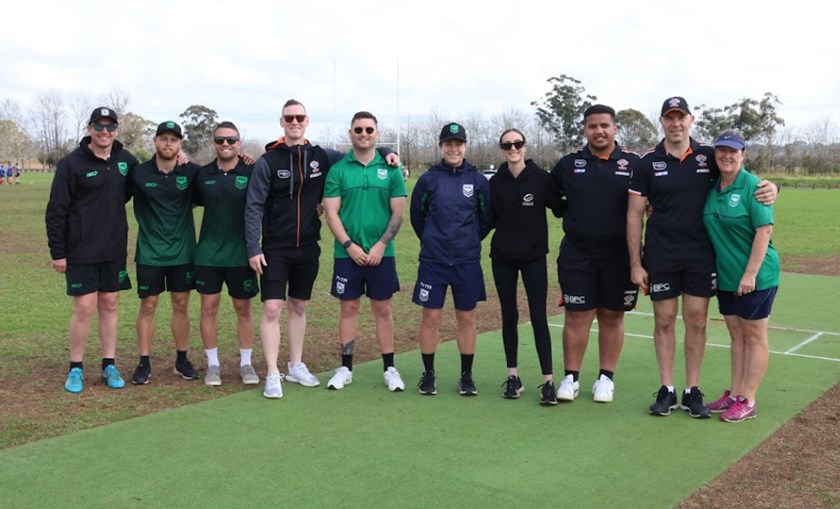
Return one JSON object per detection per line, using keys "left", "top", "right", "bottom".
{"left": 642, "top": 246, "right": 717, "bottom": 301}
{"left": 65, "top": 259, "right": 131, "bottom": 296}
{"left": 557, "top": 250, "right": 638, "bottom": 312}
{"left": 717, "top": 287, "right": 778, "bottom": 320}
{"left": 331, "top": 257, "right": 399, "bottom": 301}
{"left": 260, "top": 243, "right": 320, "bottom": 301}
{"left": 195, "top": 265, "right": 259, "bottom": 299}
{"left": 412, "top": 261, "right": 486, "bottom": 311}
{"left": 136, "top": 263, "right": 195, "bottom": 298}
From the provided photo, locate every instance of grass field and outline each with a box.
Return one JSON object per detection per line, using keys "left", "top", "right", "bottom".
{"left": 0, "top": 172, "right": 838, "bottom": 507}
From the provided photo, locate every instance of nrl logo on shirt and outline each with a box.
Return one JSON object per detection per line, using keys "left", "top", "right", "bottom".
{"left": 235, "top": 176, "right": 248, "bottom": 190}
{"left": 175, "top": 176, "right": 188, "bottom": 191}
{"left": 695, "top": 154, "right": 708, "bottom": 167}
{"left": 277, "top": 169, "right": 291, "bottom": 179}
{"left": 85, "top": 170, "right": 98, "bottom": 178}
{"left": 377, "top": 168, "right": 388, "bottom": 180}
{"left": 652, "top": 161, "right": 668, "bottom": 177}
{"left": 117, "top": 162, "right": 128, "bottom": 176}
{"left": 462, "top": 184, "right": 474, "bottom": 198}
{"left": 729, "top": 194, "right": 741, "bottom": 207}
{"left": 574, "top": 159, "right": 586, "bottom": 173}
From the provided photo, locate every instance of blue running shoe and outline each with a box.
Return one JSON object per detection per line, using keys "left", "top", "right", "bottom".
{"left": 102, "top": 365, "right": 126, "bottom": 389}
{"left": 65, "top": 367, "right": 83, "bottom": 393}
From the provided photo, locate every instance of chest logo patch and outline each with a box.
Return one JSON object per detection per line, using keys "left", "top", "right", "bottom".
{"left": 277, "top": 169, "right": 291, "bottom": 179}
{"left": 175, "top": 176, "right": 188, "bottom": 191}
{"left": 462, "top": 184, "right": 474, "bottom": 198}
{"left": 377, "top": 168, "right": 388, "bottom": 180}
{"left": 117, "top": 162, "right": 128, "bottom": 176}
{"left": 522, "top": 193, "right": 535, "bottom": 207}
{"left": 696, "top": 154, "right": 708, "bottom": 167}
{"left": 652, "top": 162, "right": 667, "bottom": 171}
{"left": 574, "top": 159, "right": 586, "bottom": 168}
{"left": 235, "top": 176, "right": 248, "bottom": 190}
{"left": 728, "top": 194, "right": 741, "bottom": 207}
{"left": 310, "top": 160, "right": 321, "bottom": 178}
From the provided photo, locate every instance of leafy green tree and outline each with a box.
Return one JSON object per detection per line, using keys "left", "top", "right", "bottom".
{"left": 179, "top": 105, "right": 218, "bottom": 157}
{"left": 616, "top": 108, "right": 658, "bottom": 153}
{"left": 531, "top": 74, "right": 596, "bottom": 153}
{"left": 694, "top": 92, "right": 785, "bottom": 144}
{"left": 119, "top": 112, "right": 155, "bottom": 154}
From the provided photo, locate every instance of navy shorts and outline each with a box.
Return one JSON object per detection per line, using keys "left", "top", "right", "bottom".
{"left": 331, "top": 257, "right": 399, "bottom": 301}
{"left": 717, "top": 287, "right": 778, "bottom": 320}
{"left": 65, "top": 259, "right": 131, "bottom": 296}
{"left": 412, "top": 261, "right": 486, "bottom": 311}
{"left": 261, "top": 243, "right": 320, "bottom": 301}
{"left": 136, "top": 263, "right": 195, "bottom": 298}
{"left": 557, "top": 250, "right": 638, "bottom": 312}
{"left": 643, "top": 246, "right": 717, "bottom": 301}
{"left": 195, "top": 265, "right": 259, "bottom": 299}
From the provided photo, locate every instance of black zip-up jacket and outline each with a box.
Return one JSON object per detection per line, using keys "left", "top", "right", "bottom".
{"left": 489, "top": 159, "right": 562, "bottom": 264}
{"left": 45, "top": 137, "right": 137, "bottom": 263}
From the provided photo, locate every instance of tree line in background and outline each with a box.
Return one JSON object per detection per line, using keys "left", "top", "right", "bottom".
{"left": 2, "top": 77, "right": 839, "bottom": 175}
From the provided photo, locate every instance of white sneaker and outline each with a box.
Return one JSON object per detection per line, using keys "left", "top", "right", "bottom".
{"left": 383, "top": 366, "right": 405, "bottom": 392}
{"left": 286, "top": 362, "right": 320, "bottom": 387}
{"left": 592, "top": 374, "right": 615, "bottom": 403}
{"left": 263, "top": 372, "right": 283, "bottom": 399}
{"left": 327, "top": 366, "right": 353, "bottom": 390}
{"left": 556, "top": 374, "right": 580, "bottom": 401}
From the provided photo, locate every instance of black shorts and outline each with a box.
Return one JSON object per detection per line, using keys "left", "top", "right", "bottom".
{"left": 557, "top": 250, "right": 638, "bottom": 312}
{"left": 717, "top": 287, "right": 778, "bottom": 320}
{"left": 643, "top": 246, "right": 717, "bottom": 301}
{"left": 412, "top": 261, "right": 486, "bottom": 311}
{"left": 136, "top": 263, "right": 195, "bottom": 298}
{"left": 195, "top": 265, "right": 259, "bottom": 299}
{"left": 260, "top": 243, "right": 320, "bottom": 301}
{"left": 65, "top": 259, "right": 131, "bottom": 296}
{"left": 330, "top": 257, "right": 399, "bottom": 301}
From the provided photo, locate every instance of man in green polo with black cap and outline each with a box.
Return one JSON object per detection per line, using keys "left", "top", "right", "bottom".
{"left": 129, "top": 120, "right": 201, "bottom": 385}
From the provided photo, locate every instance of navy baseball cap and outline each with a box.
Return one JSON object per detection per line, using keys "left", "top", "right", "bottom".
{"left": 714, "top": 130, "right": 746, "bottom": 150}
{"left": 661, "top": 96, "right": 691, "bottom": 116}
{"left": 439, "top": 122, "right": 467, "bottom": 143}
{"left": 155, "top": 121, "right": 183, "bottom": 139}
{"left": 89, "top": 107, "right": 118, "bottom": 125}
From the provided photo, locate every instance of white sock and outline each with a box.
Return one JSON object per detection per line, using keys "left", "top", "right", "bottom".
{"left": 240, "top": 348, "right": 252, "bottom": 367}
{"left": 666, "top": 385, "right": 675, "bottom": 393}
{"left": 205, "top": 347, "right": 219, "bottom": 367}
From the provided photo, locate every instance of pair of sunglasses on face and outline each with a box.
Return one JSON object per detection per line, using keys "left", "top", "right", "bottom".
{"left": 500, "top": 140, "right": 525, "bottom": 150}
{"left": 91, "top": 123, "right": 118, "bottom": 132}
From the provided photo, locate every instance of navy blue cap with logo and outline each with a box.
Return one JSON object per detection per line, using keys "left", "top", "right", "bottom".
{"left": 660, "top": 96, "right": 691, "bottom": 116}
{"left": 439, "top": 122, "right": 467, "bottom": 143}
{"left": 89, "top": 107, "right": 118, "bottom": 125}
{"left": 714, "top": 131, "right": 746, "bottom": 150}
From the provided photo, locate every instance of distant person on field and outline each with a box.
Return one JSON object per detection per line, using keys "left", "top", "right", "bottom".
{"left": 627, "top": 96, "right": 777, "bottom": 419}
{"left": 14, "top": 163, "right": 21, "bottom": 184}
{"left": 489, "top": 128, "right": 562, "bottom": 405}
{"left": 702, "top": 131, "right": 780, "bottom": 423}
{"left": 551, "top": 105, "right": 640, "bottom": 404}
{"left": 193, "top": 121, "right": 260, "bottom": 387}
{"left": 128, "top": 121, "right": 201, "bottom": 386}
{"left": 323, "top": 111, "right": 407, "bottom": 392}
{"left": 245, "top": 99, "right": 400, "bottom": 399}
{"left": 46, "top": 107, "right": 137, "bottom": 393}
{"left": 410, "top": 122, "right": 492, "bottom": 397}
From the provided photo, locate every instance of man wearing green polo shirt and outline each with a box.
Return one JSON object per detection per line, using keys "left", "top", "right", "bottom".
{"left": 193, "top": 121, "right": 260, "bottom": 386}
{"left": 322, "top": 111, "right": 407, "bottom": 392}
{"left": 130, "top": 121, "right": 201, "bottom": 385}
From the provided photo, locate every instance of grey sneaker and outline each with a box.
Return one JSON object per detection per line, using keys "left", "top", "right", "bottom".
{"left": 286, "top": 362, "right": 320, "bottom": 387}
{"left": 263, "top": 372, "right": 283, "bottom": 399}
{"left": 240, "top": 364, "right": 259, "bottom": 385}
{"left": 204, "top": 365, "right": 222, "bottom": 386}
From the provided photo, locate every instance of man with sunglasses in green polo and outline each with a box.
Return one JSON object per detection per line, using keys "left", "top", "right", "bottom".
{"left": 47, "top": 107, "right": 138, "bottom": 393}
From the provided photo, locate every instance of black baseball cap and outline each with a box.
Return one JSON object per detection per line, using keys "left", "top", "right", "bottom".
{"left": 661, "top": 96, "right": 691, "bottom": 116}
{"left": 89, "top": 107, "right": 118, "bottom": 125}
{"left": 439, "top": 122, "right": 467, "bottom": 143}
{"left": 155, "top": 121, "right": 183, "bottom": 139}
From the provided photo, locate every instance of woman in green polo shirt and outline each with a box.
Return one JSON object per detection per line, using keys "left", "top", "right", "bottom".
{"left": 702, "top": 130, "right": 780, "bottom": 423}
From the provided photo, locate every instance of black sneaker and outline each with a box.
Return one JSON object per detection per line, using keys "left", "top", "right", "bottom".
{"left": 539, "top": 381, "right": 558, "bottom": 406}
{"left": 131, "top": 363, "right": 151, "bottom": 385}
{"left": 174, "top": 359, "right": 199, "bottom": 380}
{"left": 417, "top": 371, "right": 437, "bottom": 395}
{"left": 458, "top": 372, "right": 478, "bottom": 396}
{"left": 649, "top": 385, "right": 678, "bottom": 416}
{"left": 680, "top": 386, "right": 711, "bottom": 419}
{"left": 501, "top": 375, "right": 524, "bottom": 399}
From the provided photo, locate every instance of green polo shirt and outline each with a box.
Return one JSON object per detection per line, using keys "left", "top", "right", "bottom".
{"left": 703, "top": 169, "right": 779, "bottom": 291}
{"left": 323, "top": 150, "right": 407, "bottom": 259}
{"left": 194, "top": 160, "right": 252, "bottom": 267}
{"left": 131, "top": 158, "right": 199, "bottom": 266}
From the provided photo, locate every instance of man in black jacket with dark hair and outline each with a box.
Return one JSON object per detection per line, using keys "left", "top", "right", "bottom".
{"left": 46, "top": 107, "right": 138, "bottom": 393}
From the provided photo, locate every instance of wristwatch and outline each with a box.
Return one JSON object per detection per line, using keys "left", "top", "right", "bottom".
{"left": 342, "top": 239, "right": 352, "bottom": 249}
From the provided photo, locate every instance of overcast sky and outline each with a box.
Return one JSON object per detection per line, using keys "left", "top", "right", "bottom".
{"left": 4, "top": 0, "right": 838, "bottom": 145}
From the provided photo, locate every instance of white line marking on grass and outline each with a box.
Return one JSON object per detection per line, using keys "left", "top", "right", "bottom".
{"left": 546, "top": 322, "right": 840, "bottom": 362}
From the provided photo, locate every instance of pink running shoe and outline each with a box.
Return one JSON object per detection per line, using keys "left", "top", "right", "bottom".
{"left": 720, "top": 398, "right": 757, "bottom": 423}
{"left": 707, "top": 390, "right": 736, "bottom": 413}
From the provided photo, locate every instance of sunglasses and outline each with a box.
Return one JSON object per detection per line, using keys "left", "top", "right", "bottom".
{"left": 91, "top": 123, "right": 118, "bottom": 133}
{"left": 353, "top": 126, "right": 376, "bottom": 134}
{"left": 283, "top": 115, "right": 307, "bottom": 123}
{"left": 500, "top": 140, "right": 525, "bottom": 150}
{"left": 213, "top": 136, "right": 240, "bottom": 145}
